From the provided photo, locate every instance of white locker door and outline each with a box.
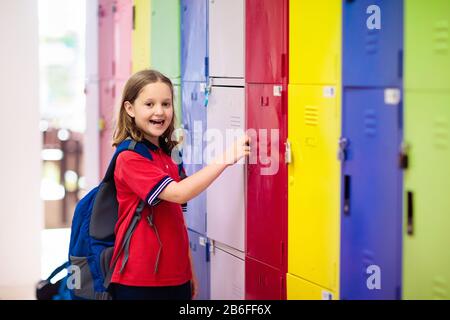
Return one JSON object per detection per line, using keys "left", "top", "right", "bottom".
{"left": 206, "top": 86, "right": 245, "bottom": 251}
{"left": 86, "top": 0, "right": 98, "bottom": 81}
{"left": 210, "top": 243, "right": 245, "bottom": 300}
{"left": 208, "top": 0, "right": 245, "bottom": 79}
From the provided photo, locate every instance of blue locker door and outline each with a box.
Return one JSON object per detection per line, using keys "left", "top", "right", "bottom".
{"left": 343, "top": 0, "right": 403, "bottom": 87}
{"left": 188, "top": 229, "right": 210, "bottom": 300}
{"left": 341, "top": 88, "right": 402, "bottom": 299}
{"left": 182, "top": 81, "right": 207, "bottom": 234}
{"left": 181, "top": 0, "right": 208, "bottom": 82}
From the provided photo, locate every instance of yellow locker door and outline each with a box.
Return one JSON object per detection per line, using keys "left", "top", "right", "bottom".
{"left": 289, "top": 0, "right": 342, "bottom": 85}
{"left": 132, "top": 0, "right": 151, "bottom": 72}
{"left": 287, "top": 273, "right": 335, "bottom": 300}
{"left": 288, "top": 84, "right": 341, "bottom": 298}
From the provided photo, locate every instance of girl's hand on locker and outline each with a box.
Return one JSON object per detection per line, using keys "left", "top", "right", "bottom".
{"left": 215, "top": 134, "right": 251, "bottom": 166}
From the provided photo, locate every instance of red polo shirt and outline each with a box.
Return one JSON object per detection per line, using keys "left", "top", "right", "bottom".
{"left": 110, "top": 139, "right": 192, "bottom": 287}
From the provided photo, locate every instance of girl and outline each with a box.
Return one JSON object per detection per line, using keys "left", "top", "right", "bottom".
{"left": 109, "top": 69, "right": 249, "bottom": 300}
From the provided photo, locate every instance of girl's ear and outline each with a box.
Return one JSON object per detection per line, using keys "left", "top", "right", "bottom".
{"left": 124, "top": 101, "right": 135, "bottom": 118}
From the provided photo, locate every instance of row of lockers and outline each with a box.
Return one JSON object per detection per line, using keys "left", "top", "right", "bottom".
{"left": 86, "top": 0, "right": 450, "bottom": 300}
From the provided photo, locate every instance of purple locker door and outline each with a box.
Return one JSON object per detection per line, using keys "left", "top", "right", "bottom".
{"left": 188, "top": 229, "right": 210, "bottom": 300}
{"left": 113, "top": 0, "right": 133, "bottom": 80}
{"left": 99, "top": 0, "right": 115, "bottom": 80}
{"left": 246, "top": 83, "right": 287, "bottom": 270}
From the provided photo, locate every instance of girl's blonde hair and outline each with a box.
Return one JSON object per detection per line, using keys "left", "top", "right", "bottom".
{"left": 112, "top": 69, "right": 178, "bottom": 154}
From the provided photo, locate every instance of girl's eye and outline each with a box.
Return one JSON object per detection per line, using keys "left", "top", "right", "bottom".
{"left": 146, "top": 103, "right": 154, "bottom": 107}
{"left": 163, "top": 102, "right": 172, "bottom": 108}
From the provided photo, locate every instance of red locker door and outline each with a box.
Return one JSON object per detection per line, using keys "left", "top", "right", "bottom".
{"left": 245, "top": 0, "right": 288, "bottom": 83}
{"left": 246, "top": 256, "right": 285, "bottom": 300}
{"left": 99, "top": 0, "right": 115, "bottom": 80}
{"left": 246, "top": 83, "right": 287, "bottom": 270}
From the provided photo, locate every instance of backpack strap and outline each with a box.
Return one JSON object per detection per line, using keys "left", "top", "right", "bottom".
{"left": 46, "top": 261, "right": 70, "bottom": 282}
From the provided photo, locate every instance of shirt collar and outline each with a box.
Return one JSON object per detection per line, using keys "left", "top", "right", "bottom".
{"left": 142, "top": 138, "right": 160, "bottom": 151}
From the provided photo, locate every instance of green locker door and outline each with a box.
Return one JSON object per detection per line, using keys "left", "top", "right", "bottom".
{"left": 403, "top": 92, "right": 450, "bottom": 299}
{"left": 151, "top": 0, "right": 181, "bottom": 82}
{"left": 405, "top": 0, "right": 450, "bottom": 90}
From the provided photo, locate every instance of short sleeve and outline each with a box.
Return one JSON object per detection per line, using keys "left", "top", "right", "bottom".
{"left": 115, "top": 151, "right": 174, "bottom": 206}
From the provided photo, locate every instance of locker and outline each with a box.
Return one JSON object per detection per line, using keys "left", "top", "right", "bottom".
{"left": 99, "top": 0, "right": 115, "bottom": 80}
{"left": 208, "top": 0, "right": 244, "bottom": 79}
{"left": 245, "top": 0, "right": 288, "bottom": 84}
{"left": 151, "top": 0, "right": 181, "bottom": 80}
{"left": 99, "top": 80, "right": 116, "bottom": 176}
{"left": 343, "top": 0, "right": 403, "bottom": 87}
{"left": 206, "top": 86, "right": 245, "bottom": 251}
{"left": 86, "top": 0, "right": 99, "bottom": 80}
{"left": 341, "top": 88, "right": 403, "bottom": 300}
{"left": 287, "top": 273, "right": 336, "bottom": 300}
{"left": 405, "top": 0, "right": 450, "bottom": 90}
{"left": 181, "top": 0, "right": 208, "bottom": 82}
{"left": 210, "top": 243, "right": 245, "bottom": 300}
{"left": 113, "top": 0, "right": 133, "bottom": 80}
{"left": 403, "top": 92, "right": 450, "bottom": 299}
{"left": 246, "top": 257, "right": 285, "bottom": 300}
{"left": 289, "top": 0, "right": 341, "bottom": 85}
{"left": 188, "top": 229, "right": 210, "bottom": 300}
{"left": 288, "top": 84, "right": 340, "bottom": 295}
{"left": 174, "top": 84, "right": 182, "bottom": 129}
{"left": 182, "top": 82, "right": 207, "bottom": 234}
{"left": 246, "top": 83, "right": 287, "bottom": 269}
{"left": 132, "top": 0, "right": 151, "bottom": 73}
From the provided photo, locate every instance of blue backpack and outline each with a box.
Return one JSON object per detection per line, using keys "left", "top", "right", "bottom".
{"left": 67, "top": 139, "right": 184, "bottom": 300}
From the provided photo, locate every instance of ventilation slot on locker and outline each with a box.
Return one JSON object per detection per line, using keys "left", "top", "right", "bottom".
{"left": 365, "top": 29, "right": 380, "bottom": 55}
{"left": 433, "top": 20, "right": 449, "bottom": 54}
{"left": 433, "top": 117, "right": 449, "bottom": 149}
{"left": 304, "top": 106, "right": 319, "bottom": 127}
{"left": 230, "top": 115, "right": 242, "bottom": 129}
{"left": 364, "top": 109, "right": 377, "bottom": 137}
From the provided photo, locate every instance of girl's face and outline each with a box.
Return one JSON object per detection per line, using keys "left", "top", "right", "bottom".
{"left": 125, "top": 81, "right": 174, "bottom": 145}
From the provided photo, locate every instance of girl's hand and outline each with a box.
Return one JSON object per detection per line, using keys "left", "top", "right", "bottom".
{"left": 215, "top": 134, "right": 251, "bottom": 165}
{"left": 191, "top": 273, "right": 199, "bottom": 299}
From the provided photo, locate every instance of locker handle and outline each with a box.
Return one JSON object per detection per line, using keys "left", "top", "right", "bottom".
{"left": 260, "top": 96, "right": 269, "bottom": 107}
{"left": 407, "top": 191, "right": 414, "bottom": 235}
{"left": 132, "top": 5, "right": 136, "bottom": 30}
{"left": 398, "top": 49, "right": 403, "bottom": 79}
{"left": 344, "top": 175, "right": 351, "bottom": 215}
{"left": 281, "top": 53, "right": 286, "bottom": 79}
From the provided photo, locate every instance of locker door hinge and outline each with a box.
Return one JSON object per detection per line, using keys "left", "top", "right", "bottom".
{"left": 132, "top": 5, "right": 136, "bottom": 30}
{"left": 204, "top": 57, "right": 209, "bottom": 78}
{"left": 338, "top": 137, "right": 349, "bottom": 161}
{"left": 399, "top": 142, "right": 409, "bottom": 170}
{"left": 284, "top": 140, "right": 292, "bottom": 164}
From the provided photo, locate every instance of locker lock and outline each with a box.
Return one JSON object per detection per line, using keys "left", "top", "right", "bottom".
{"left": 338, "top": 138, "right": 349, "bottom": 161}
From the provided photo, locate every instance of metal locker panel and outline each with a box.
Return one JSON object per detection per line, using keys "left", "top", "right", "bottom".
{"left": 174, "top": 84, "right": 182, "bottom": 129}
{"left": 99, "top": 0, "right": 115, "bottom": 80}
{"left": 151, "top": 0, "right": 181, "bottom": 80}
{"left": 84, "top": 81, "right": 100, "bottom": 189}
{"left": 405, "top": 0, "right": 450, "bottom": 90}
{"left": 114, "top": 0, "right": 133, "bottom": 80}
{"left": 341, "top": 88, "right": 402, "bottom": 300}
{"left": 181, "top": 0, "right": 208, "bottom": 82}
{"left": 132, "top": 0, "right": 151, "bottom": 73}
{"left": 287, "top": 273, "right": 336, "bottom": 300}
{"left": 288, "top": 84, "right": 341, "bottom": 296}
{"left": 206, "top": 86, "right": 245, "bottom": 251}
{"left": 246, "top": 83, "right": 287, "bottom": 269}
{"left": 289, "top": 0, "right": 342, "bottom": 85}
{"left": 246, "top": 257, "right": 285, "bottom": 300}
{"left": 208, "top": 0, "right": 245, "bottom": 79}
{"left": 188, "top": 229, "right": 210, "bottom": 300}
{"left": 210, "top": 243, "right": 245, "bottom": 300}
{"left": 182, "top": 82, "right": 207, "bottom": 234}
{"left": 86, "top": 0, "right": 99, "bottom": 80}
{"left": 343, "top": 0, "right": 404, "bottom": 87}
{"left": 403, "top": 92, "right": 450, "bottom": 299}
{"left": 99, "top": 80, "right": 116, "bottom": 176}
{"left": 246, "top": 0, "right": 287, "bottom": 84}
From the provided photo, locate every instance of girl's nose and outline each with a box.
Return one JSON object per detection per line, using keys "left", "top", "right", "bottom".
{"left": 154, "top": 104, "right": 164, "bottom": 115}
